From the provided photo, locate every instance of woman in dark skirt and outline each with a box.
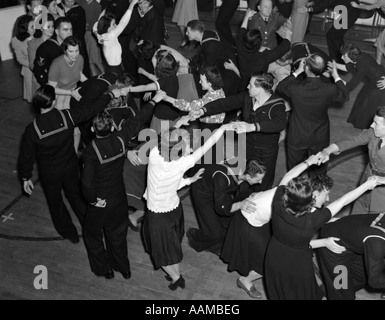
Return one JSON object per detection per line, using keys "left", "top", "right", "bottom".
{"left": 141, "top": 122, "right": 235, "bottom": 290}
{"left": 264, "top": 154, "right": 383, "bottom": 300}
{"left": 334, "top": 43, "right": 385, "bottom": 129}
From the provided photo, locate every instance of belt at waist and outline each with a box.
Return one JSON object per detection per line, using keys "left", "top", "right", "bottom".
{"left": 370, "top": 164, "right": 385, "bottom": 177}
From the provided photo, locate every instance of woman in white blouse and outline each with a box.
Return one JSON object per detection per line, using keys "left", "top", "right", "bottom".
{"left": 141, "top": 122, "right": 235, "bottom": 290}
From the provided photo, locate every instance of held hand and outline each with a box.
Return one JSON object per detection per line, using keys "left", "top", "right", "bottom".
{"left": 94, "top": 198, "right": 107, "bottom": 208}
{"left": 152, "top": 90, "right": 166, "bottom": 103}
{"left": 191, "top": 168, "right": 205, "bottom": 183}
{"left": 366, "top": 176, "right": 380, "bottom": 190}
{"left": 221, "top": 122, "right": 236, "bottom": 131}
{"left": 189, "top": 109, "right": 204, "bottom": 120}
{"left": 318, "top": 150, "right": 331, "bottom": 164}
{"left": 241, "top": 199, "right": 257, "bottom": 214}
{"left": 23, "top": 179, "right": 34, "bottom": 195}
{"left": 232, "top": 121, "right": 255, "bottom": 133}
{"left": 110, "top": 88, "right": 121, "bottom": 99}
{"left": 71, "top": 88, "right": 82, "bottom": 101}
{"left": 130, "top": 0, "right": 139, "bottom": 6}
{"left": 330, "top": 60, "right": 340, "bottom": 79}
{"left": 375, "top": 176, "right": 385, "bottom": 185}
{"left": 174, "top": 115, "right": 191, "bottom": 129}
{"left": 324, "top": 237, "right": 346, "bottom": 254}
{"left": 120, "top": 87, "right": 130, "bottom": 96}
{"left": 127, "top": 150, "right": 142, "bottom": 166}
{"left": 377, "top": 76, "right": 385, "bottom": 90}
{"left": 143, "top": 92, "right": 152, "bottom": 101}
{"left": 245, "top": 8, "right": 256, "bottom": 19}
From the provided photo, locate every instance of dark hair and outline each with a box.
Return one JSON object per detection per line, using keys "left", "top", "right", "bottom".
{"left": 92, "top": 112, "right": 113, "bottom": 137}
{"left": 43, "top": 0, "right": 56, "bottom": 7}
{"left": 250, "top": 73, "right": 274, "bottom": 93}
{"left": 198, "top": 65, "right": 223, "bottom": 90}
{"left": 186, "top": 20, "right": 204, "bottom": 33}
{"left": 27, "top": 0, "right": 42, "bottom": 6}
{"left": 16, "top": 15, "right": 34, "bottom": 42}
{"left": 155, "top": 51, "right": 179, "bottom": 78}
{"left": 242, "top": 29, "right": 262, "bottom": 53}
{"left": 33, "top": 85, "right": 55, "bottom": 109}
{"left": 244, "top": 159, "right": 266, "bottom": 177}
{"left": 340, "top": 43, "right": 361, "bottom": 62}
{"left": 34, "top": 13, "right": 55, "bottom": 39}
{"left": 54, "top": 16, "right": 71, "bottom": 30}
{"left": 137, "top": 40, "right": 160, "bottom": 61}
{"left": 157, "top": 124, "right": 199, "bottom": 162}
{"left": 61, "top": 36, "right": 80, "bottom": 52}
{"left": 305, "top": 54, "right": 325, "bottom": 76}
{"left": 310, "top": 174, "right": 334, "bottom": 193}
{"left": 97, "top": 13, "right": 116, "bottom": 35}
{"left": 376, "top": 106, "right": 385, "bottom": 118}
{"left": 283, "top": 177, "right": 314, "bottom": 218}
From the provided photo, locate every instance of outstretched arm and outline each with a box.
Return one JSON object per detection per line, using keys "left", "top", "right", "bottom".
{"left": 279, "top": 154, "right": 321, "bottom": 186}
{"left": 191, "top": 123, "right": 235, "bottom": 163}
{"left": 110, "top": 0, "right": 138, "bottom": 38}
{"left": 326, "top": 176, "right": 384, "bottom": 217}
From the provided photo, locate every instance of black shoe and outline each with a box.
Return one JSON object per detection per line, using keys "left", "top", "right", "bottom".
{"left": 168, "top": 275, "right": 185, "bottom": 291}
{"left": 66, "top": 234, "right": 79, "bottom": 244}
{"left": 95, "top": 270, "right": 114, "bottom": 280}
{"left": 121, "top": 271, "right": 131, "bottom": 280}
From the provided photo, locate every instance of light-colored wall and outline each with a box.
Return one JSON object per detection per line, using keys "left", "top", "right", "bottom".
{"left": 0, "top": 5, "right": 27, "bottom": 61}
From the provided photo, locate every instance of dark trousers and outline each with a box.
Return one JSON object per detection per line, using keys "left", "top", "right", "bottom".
{"left": 190, "top": 188, "right": 231, "bottom": 252}
{"left": 83, "top": 194, "right": 130, "bottom": 275}
{"left": 119, "top": 34, "right": 137, "bottom": 79}
{"left": 247, "top": 143, "right": 279, "bottom": 192}
{"left": 215, "top": 0, "right": 239, "bottom": 46}
{"left": 326, "top": 5, "right": 360, "bottom": 61}
{"left": 287, "top": 143, "right": 328, "bottom": 177}
{"left": 318, "top": 248, "right": 367, "bottom": 300}
{"left": 40, "top": 166, "right": 86, "bottom": 239}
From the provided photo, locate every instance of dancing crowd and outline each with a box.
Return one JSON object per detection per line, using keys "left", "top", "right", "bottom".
{"left": 12, "top": 0, "right": 385, "bottom": 300}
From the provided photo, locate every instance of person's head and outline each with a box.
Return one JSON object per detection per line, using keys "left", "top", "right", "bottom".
{"left": 137, "top": 40, "right": 160, "bottom": 60}
{"left": 26, "top": 0, "right": 43, "bottom": 15}
{"left": 198, "top": 65, "right": 223, "bottom": 91}
{"left": 16, "top": 14, "right": 35, "bottom": 42}
{"left": 97, "top": 13, "right": 117, "bottom": 35}
{"left": 158, "top": 124, "right": 199, "bottom": 162}
{"left": 304, "top": 54, "right": 325, "bottom": 77}
{"left": 63, "top": 0, "right": 76, "bottom": 9}
{"left": 33, "top": 84, "right": 55, "bottom": 109}
{"left": 61, "top": 36, "right": 80, "bottom": 62}
{"left": 55, "top": 17, "right": 72, "bottom": 42}
{"left": 283, "top": 176, "right": 314, "bottom": 218}
{"left": 242, "top": 29, "right": 262, "bottom": 53}
{"left": 242, "top": 159, "right": 266, "bottom": 185}
{"left": 43, "top": 0, "right": 58, "bottom": 15}
{"left": 340, "top": 43, "right": 361, "bottom": 64}
{"left": 154, "top": 51, "right": 179, "bottom": 78}
{"left": 186, "top": 20, "right": 204, "bottom": 42}
{"left": 258, "top": 0, "right": 273, "bottom": 19}
{"left": 370, "top": 106, "right": 385, "bottom": 139}
{"left": 247, "top": 73, "right": 274, "bottom": 98}
{"left": 91, "top": 112, "right": 114, "bottom": 137}
{"left": 41, "top": 13, "right": 55, "bottom": 38}
{"left": 310, "top": 174, "right": 334, "bottom": 209}
{"left": 138, "top": 0, "right": 152, "bottom": 13}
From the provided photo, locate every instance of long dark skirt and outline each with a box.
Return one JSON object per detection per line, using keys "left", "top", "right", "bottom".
{"left": 142, "top": 203, "right": 184, "bottom": 269}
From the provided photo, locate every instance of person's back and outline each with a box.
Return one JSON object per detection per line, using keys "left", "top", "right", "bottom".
{"left": 24, "top": 108, "right": 78, "bottom": 174}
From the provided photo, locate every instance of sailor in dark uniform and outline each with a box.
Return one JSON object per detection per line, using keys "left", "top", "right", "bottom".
{"left": 19, "top": 85, "right": 115, "bottom": 243}
{"left": 319, "top": 212, "right": 385, "bottom": 300}
{"left": 81, "top": 90, "right": 165, "bottom": 280}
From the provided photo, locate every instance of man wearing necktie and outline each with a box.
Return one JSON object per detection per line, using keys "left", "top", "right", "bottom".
{"left": 319, "top": 106, "right": 385, "bottom": 215}
{"left": 247, "top": 0, "right": 287, "bottom": 49}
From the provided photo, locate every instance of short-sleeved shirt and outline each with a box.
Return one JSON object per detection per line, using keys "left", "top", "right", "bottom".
{"left": 48, "top": 54, "right": 84, "bottom": 90}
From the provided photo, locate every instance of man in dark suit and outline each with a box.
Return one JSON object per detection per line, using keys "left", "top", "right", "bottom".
{"left": 276, "top": 54, "right": 349, "bottom": 175}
